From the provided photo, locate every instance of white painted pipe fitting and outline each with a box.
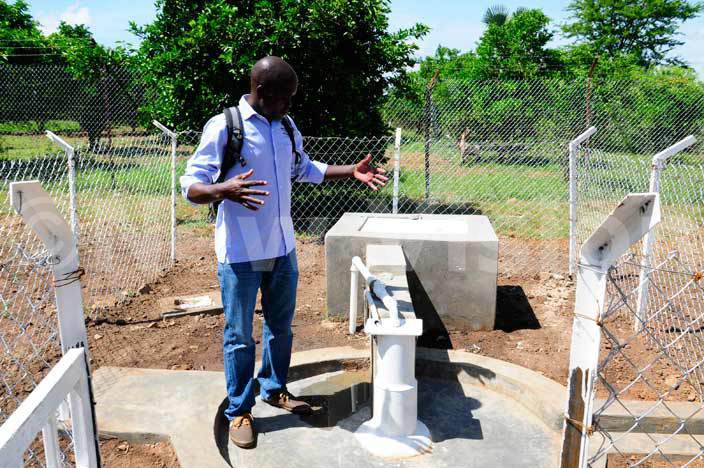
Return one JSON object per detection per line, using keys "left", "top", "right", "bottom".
{"left": 351, "top": 256, "right": 401, "bottom": 327}
{"left": 349, "top": 264, "right": 359, "bottom": 335}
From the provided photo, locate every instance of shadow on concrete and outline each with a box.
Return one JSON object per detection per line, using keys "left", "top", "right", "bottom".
{"left": 419, "top": 381, "right": 483, "bottom": 442}
{"left": 403, "top": 253, "right": 453, "bottom": 350}
{"left": 212, "top": 357, "right": 491, "bottom": 464}
{"left": 214, "top": 397, "right": 236, "bottom": 466}
{"left": 494, "top": 285, "right": 541, "bottom": 332}
{"left": 416, "top": 350, "right": 495, "bottom": 443}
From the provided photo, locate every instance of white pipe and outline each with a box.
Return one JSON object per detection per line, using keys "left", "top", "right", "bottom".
{"left": 365, "top": 290, "right": 380, "bottom": 321}
{"left": 569, "top": 126, "right": 597, "bottom": 151}
{"left": 568, "top": 126, "right": 596, "bottom": 276}
{"left": 152, "top": 120, "right": 177, "bottom": 139}
{"left": 635, "top": 135, "right": 697, "bottom": 332}
{"left": 351, "top": 257, "right": 400, "bottom": 327}
{"left": 153, "top": 121, "right": 178, "bottom": 264}
{"left": 352, "top": 256, "right": 372, "bottom": 280}
{"left": 349, "top": 264, "right": 359, "bottom": 334}
{"left": 46, "top": 131, "right": 79, "bottom": 250}
{"left": 651, "top": 135, "right": 696, "bottom": 166}
{"left": 392, "top": 128, "right": 402, "bottom": 214}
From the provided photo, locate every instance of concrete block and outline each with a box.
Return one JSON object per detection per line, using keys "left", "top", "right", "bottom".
{"left": 158, "top": 291, "right": 222, "bottom": 319}
{"left": 325, "top": 213, "right": 498, "bottom": 330}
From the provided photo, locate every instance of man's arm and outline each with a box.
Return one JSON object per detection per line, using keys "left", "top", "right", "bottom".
{"left": 187, "top": 169, "right": 269, "bottom": 211}
{"left": 324, "top": 154, "right": 388, "bottom": 191}
{"left": 286, "top": 117, "right": 387, "bottom": 190}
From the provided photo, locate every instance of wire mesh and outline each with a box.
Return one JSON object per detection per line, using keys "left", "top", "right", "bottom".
{"left": 588, "top": 253, "right": 704, "bottom": 466}
{"left": 0, "top": 149, "right": 75, "bottom": 466}
{"left": 2, "top": 64, "right": 704, "bottom": 465}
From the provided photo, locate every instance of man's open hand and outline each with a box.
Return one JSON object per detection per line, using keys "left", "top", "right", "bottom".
{"left": 353, "top": 154, "right": 388, "bottom": 191}
{"left": 220, "top": 169, "right": 269, "bottom": 210}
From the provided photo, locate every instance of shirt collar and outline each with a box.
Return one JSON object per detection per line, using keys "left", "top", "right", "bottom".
{"left": 238, "top": 94, "right": 262, "bottom": 121}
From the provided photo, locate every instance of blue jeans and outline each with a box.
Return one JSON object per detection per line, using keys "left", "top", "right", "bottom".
{"left": 217, "top": 249, "right": 299, "bottom": 421}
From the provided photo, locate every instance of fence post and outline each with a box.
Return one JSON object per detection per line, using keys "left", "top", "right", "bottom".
{"left": 153, "top": 121, "right": 178, "bottom": 264}
{"left": 392, "top": 128, "right": 402, "bottom": 214}
{"left": 45, "top": 131, "right": 79, "bottom": 250}
{"left": 423, "top": 70, "right": 440, "bottom": 201}
{"left": 9, "top": 181, "right": 100, "bottom": 466}
{"left": 560, "top": 193, "right": 660, "bottom": 468}
{"left": 634, "top": 135, "right": 697, "bottom": 332}
{"left": 568, "top": 127, "right": 597, "bottom": 277}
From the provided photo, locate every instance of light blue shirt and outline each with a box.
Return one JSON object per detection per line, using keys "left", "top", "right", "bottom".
{"left": 180, "top": 95, "right": 329, "bottom": 263}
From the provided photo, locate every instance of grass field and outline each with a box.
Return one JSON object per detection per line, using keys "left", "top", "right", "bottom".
{"left": 1, "top": 131, "right": 702, "bottom": 243}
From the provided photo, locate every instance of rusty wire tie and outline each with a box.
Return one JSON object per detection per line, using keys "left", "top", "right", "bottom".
{"left": 53, "top": 267, "right": 85, "bottom": 288}
{"left": 574, "top": 312, "right": 604, "bottom": 327}
{"left": 565, "top": 416, "right": 594, "bottom": 436}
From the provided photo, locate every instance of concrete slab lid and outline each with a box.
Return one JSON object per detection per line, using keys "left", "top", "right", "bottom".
{"left": 325, "top": 213, "right": 498, "bottom": 243}
{"left": 361, "top": 216, "right": 468, "bottom": 235}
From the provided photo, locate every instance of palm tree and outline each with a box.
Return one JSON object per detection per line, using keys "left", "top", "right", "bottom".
{"left": 482, "top": 5, "right": 510, "bottom": 26}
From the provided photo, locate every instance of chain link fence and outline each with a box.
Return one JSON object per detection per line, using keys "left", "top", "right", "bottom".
{"left": 585, "top": 253, "right": 704, "bottom": 466}
{"left": 0, "top": 150, "right": 77, "bottom": 466}
{"left": 1, "top": 64, "right": 172, "bottom": 464}
{"left": 2, "top": 64, "right": 704, "bottom": 464}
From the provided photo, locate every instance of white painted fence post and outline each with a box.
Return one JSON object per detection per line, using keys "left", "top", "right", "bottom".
{"left": 560, "top": 193, "right": 661, "bottom": 468}
{"left": 9, "top": 181, "right": 100, "bottom": 465}
{"left": 568, "top": 127, "right": 596, "bottom": 277}
{"left": 45, "top": 132, "right": 79, "bottom": 250}
{"left": 634, "top": 135, "right": 697, "bottom": 332}
{"left": 392, "top": 128, "right": 402, "bottom": 214}
{"left": 0, "top": 349, "right": 99, "bottom": 468}
{"left": 153, "top": 121, "right": 178, "bottom": 263}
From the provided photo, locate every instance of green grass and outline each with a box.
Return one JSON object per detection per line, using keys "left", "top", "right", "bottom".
{"left": 1, "top": 132, "right": 702, "bottom": 243}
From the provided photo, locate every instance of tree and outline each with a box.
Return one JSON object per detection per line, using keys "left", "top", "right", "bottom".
{"left": 130, "top": 0, "right": 428, "bottom": 136}
{"left": 47, "top": 23, "right": 137, "bottom": 148}
{"left": 482, "top": 4, "right": 511, "bottom": 26}
{"left": 0, "top": 0, "right": 51, "bottom": 64}
{"left": 474, "top": 8, "right": 563, "bottom": 80}
{"left": 563, "top": 0, "right": 703, "bottom": 66}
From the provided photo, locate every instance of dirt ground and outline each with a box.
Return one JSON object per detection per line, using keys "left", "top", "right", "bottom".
{"left": 88, "top": 228, "right": 576, "bottom": 385}
{"left": 99, "top": 438, "right": 179, "bottom": 468}
{"left": 88, "top": 228, "right": 699, "bottom": 404}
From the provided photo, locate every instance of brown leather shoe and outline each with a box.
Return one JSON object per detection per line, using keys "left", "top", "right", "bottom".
{"left": 263, "top": 390, "right": 311, "bottom": 414}
{"left": 229, "top": 413, "right": 256, "bottom": 449}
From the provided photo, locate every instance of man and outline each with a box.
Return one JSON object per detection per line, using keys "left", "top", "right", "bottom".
{"left": 180, "top": 56, "right": 387, "bottom": 449}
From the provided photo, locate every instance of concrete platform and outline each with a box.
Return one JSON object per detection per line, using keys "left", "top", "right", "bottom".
{"left": 325, "top": 213, "right": 499, "bottom": 330}
{"left": 92, "top": 347, "right": 563, "bottom": 468}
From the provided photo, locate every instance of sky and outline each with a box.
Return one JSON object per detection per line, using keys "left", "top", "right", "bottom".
{"left": 27, "top": 0, "right": 704, "bottom": 75}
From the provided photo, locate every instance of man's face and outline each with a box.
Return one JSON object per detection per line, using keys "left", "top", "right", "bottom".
{"left": 256, "top": 80, "right": 297, "bottom": 120}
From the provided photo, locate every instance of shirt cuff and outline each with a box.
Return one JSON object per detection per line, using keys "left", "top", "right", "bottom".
{"left": 180, "top": 174, "right": 210, "bottom": 206}
{"left": 306, "top": 160, "right": 329, "bottom": 185}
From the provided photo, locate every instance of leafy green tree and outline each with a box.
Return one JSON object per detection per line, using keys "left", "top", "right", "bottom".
{"left": 0, "top": 0, "right": 50, "bottom": 64}
{"left": 475, "top": 8, "right": 563, "bottom": 79}
{"left": 130, "top": 0, "right": 428, "bottom": 136}
{"left": 47, "top": 23, "right": 138, "bottom": 148}
{"left": 563, "top": 0, "right": 703, "bottom": 66}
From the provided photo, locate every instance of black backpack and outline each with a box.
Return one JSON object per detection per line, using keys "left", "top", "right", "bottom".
{"left": 208, "top": 106, "right": 302, "bottom": 220}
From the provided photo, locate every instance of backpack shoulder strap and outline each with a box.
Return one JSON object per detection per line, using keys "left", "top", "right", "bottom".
{"left": 219, "top": 106, "right": 245, "bottom": 183}
{"left": 282, "top": 115, "right": 301, "bottom": 166}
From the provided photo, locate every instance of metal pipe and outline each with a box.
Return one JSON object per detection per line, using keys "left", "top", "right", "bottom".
{"left": 635, "top": 135, "right": 696, "bottom": 332}
{"left": 349, "top": 264, "right": 359, "bottom": 334}
{"left": 365, "top": 290, "right": 380, "bottom": 321}
{"left": 351, "top": 257, "right": 400, "bottom": 327}
{"left": 392, "top": 128, "right": 402, "bottom": 214}
{"left": 568, "top": 126, "right": 596, "bottom": 276}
